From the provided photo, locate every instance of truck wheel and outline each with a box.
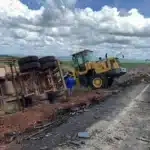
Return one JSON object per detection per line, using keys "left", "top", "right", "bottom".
{"left": 18, "top": 56, "right": 39, "bottom": 66}
{"left": 90, "top": 75, "right": 108, "bottom": 89}
{"left": 55, "top": 90, "right": 65, "bottom": 97}
{"left": 19, "top": 62, "right": 41, "bottom": 73}
{"left": 41, "top": 62, "right": 57, "bottom": 70}
{"left": 47, "top": 91, "right": 56, "bottom": 104}
{"left": 39, "top": 56, "right": 56, "bottom": 64}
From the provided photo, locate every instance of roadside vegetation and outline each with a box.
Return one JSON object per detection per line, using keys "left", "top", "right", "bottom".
{"left": 60, "top": 60, "right": 150, "bottom": 69}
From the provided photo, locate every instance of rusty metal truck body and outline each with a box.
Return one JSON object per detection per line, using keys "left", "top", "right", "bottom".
{"left": 0, "top": 56, "right": 66, "bottom": 114}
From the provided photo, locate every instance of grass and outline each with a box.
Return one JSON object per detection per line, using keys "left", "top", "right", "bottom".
{"left": 60, "top": 60, "right": 73, "bottom": 66}
{"left": 60, "top": 60, "right": 150, "bottom": 70}
{"left": 120, "top": 62, "right": 149, "bottom": 68}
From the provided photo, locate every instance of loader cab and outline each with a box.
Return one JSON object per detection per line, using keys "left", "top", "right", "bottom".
{"left": 72, "top": 50, "right": 93, "bottom": 72}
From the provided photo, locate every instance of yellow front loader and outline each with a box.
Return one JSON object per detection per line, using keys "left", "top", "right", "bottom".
{"left": 63, "top": 49, "right": 126, "bottom": 89}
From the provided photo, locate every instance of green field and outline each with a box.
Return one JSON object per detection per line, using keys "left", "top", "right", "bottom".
{"left": 120, "top": 62, "right": 146, "bottom": 68}
{"left": 60, "top": 60, "right": 150, "bottom": 69}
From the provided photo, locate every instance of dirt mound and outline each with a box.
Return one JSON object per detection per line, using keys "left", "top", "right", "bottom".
{"left": 114, "top": 65, "right": 150, "bottom": 87}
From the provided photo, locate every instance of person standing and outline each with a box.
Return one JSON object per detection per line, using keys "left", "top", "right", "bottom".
{"left": 65, "top": 73, "right": 75, "bottom": 96}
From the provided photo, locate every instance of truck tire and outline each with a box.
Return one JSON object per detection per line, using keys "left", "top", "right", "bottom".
{"left": 18, "top": 56, "right": 39, "bottom": 66}
{"left": 47, "top": 91, "right": 65, "bottom": 103}
{"left": 47, "top": 91, "right": 56, "bottom": 104}
{"left": 41, "top": 62, "right": 57, "bottom": 70}
{"left": 54, "top": 90, "right": 65, "bottom": 97}
{"left": 20, "top": 96, "right": 33, "bottom": 107}
{"left": 39, "top": 56, "right": 56, "bottom": 64}
{"left": 19, "top": 62, "right": 41, "bottom": 73}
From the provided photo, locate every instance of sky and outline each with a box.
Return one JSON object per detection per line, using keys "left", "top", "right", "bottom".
{"left": 0, "top": 0, "right": 150, "bottom": 59}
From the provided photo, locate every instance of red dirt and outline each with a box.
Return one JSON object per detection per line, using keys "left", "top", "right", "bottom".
{"left": 0, "top": 145, "right": 7, "bottom": 150}
{"left": 0, "top": 90, "right": 110, "bottom": 144}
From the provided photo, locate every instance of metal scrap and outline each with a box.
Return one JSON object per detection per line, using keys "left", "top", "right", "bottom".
{"left": 136, "top": 137, "right": 150, "bottom": 143}
{"left": 69, "top": 141, "right": 81, "bottom": 147}
{"left": 40, "top": 146, "right": 48, "bottom": 150}
{"left": 23, "top": 116, "right": 69, "bottom": 141}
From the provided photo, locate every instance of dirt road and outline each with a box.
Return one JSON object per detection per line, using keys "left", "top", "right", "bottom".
{"left": 16, "top": 83, "right": 150, "bottom": 150}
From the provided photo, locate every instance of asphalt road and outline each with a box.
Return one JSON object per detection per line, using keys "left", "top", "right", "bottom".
{"left": 16, "top": 83, "right": 150, "bottom": 150}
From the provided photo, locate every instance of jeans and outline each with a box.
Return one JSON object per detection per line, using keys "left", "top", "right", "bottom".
{"left": 67, "top": 88, "right": 73, "bottom": 96}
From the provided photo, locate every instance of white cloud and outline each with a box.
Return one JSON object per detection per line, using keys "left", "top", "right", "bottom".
{"left": 0, "top": 0, "right": 150, "bottom": 58}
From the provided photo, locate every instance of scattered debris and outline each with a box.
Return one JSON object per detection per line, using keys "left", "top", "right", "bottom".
{"left": 31, "top": 136, "right": 43, "bottom": 140}
{"left": 68, "top": 140, "right": 85, "bottom": 147}
{"left": 70, "top": 112, "right": 76, "bottom": 116}
{"left": 4, "top": 132, "right": 17, "bottom": 137}
{"left": 45, "top": 133, "right": 52, "bottom": 137}
{"left": 23, "top": 116, "right": 69, "bottom": 141}
{"left": 105, "top": 137, "right": 114, "bottom": 144}
{"left": 71, "top": 134, "right": 77, "bottom": 140}
{"left": 5, "top": 136, "right": 16, "bottom": 143}
{"left": 83, "top": 109, "right": 90, "bottom": 112}
{"left": 114, "top": 136, "right": 123, "bottom": 141}
{"left": 78, "top": 132, "right": 90, "bottom": 139}
{"left": 80, "top": 141, "right": 86, "bottom": 145}
{"left": 78, "top": 110, "right": 84, "bottom": 113}
{"left": 93, "top": 115, "right": 100, "bottom": 119}
{"left": 40, "top": 146, "right": 48, "bottom": 150}
{"left": 64, "top": 135, "right": 71, "bottom": 141}
{"left": 69, "top": 141, "right": 81, "bottom": 147}
{"left": 112, "top": 90, "right": 120, "bottom": 94}
{"left": 58, "top": 142, "right": 68, "bottom": 146}
{"left": 136, "top": 137, "right": 150, "bottom": 143}
{"left": 71, "top": 107, "right": 80, "bottom": 112}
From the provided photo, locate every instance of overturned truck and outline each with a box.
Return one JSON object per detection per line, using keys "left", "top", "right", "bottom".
{"left": 0, "top": 56, "right": 66, "bottom": 114}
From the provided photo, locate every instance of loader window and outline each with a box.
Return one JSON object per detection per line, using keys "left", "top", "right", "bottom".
{"left": 72, "top": 54, "right": 86, "bottom": 72}
{"left": 83, "top": 51, "right": 93, "bottom": 62}
{"left": 72, "top": 56, "right": 78, "bottom": 67}
{"left": 72, "top": 55, "right": 84, "bottom": 67}
{"left": 78, "top": 55, "right": 84, "bottom": 64}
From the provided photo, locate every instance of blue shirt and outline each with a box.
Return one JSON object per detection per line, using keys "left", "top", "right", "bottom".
{"left": 65, "top": 77, "right": 75, "bottom": 88}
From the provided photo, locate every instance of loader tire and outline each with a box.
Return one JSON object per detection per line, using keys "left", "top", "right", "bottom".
{"left": 90, "top": 75, "right": 108, "bottom": 89}
{"left": 19, "top": 62, "right": 41, "bottom": 73}
{"left": 108, "top": 77, "right": 114, "bottom": 87}
{"left": 78, "top": 75, "right": 88, "bottom": 87}
{"left": 41, "top": 62, "right": 57, "bottom": 70}
{"left": 18, "top": 56, "right": 39, "bottom": 66}
{"left": 39, "top": 56, "right": 56, "bottom": 64}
